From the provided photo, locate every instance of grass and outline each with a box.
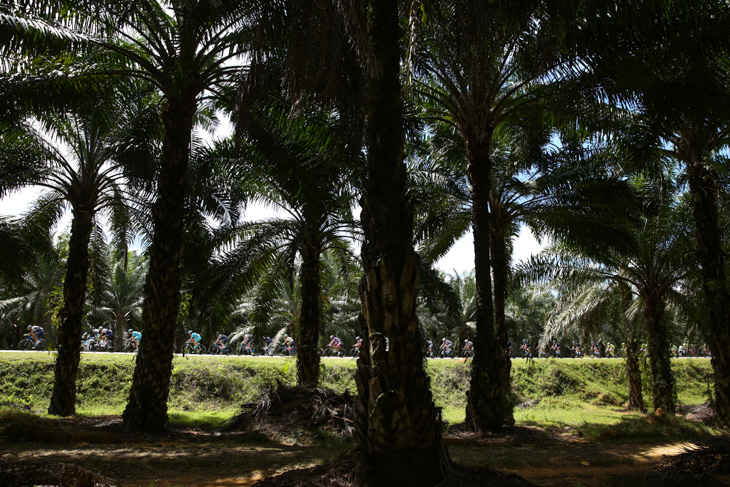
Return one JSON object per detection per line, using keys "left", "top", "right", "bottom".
{"left": 0, "top": 351, "right": 716, "bottom": 441}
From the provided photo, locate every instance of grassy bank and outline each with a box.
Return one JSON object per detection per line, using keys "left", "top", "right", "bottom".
{"left": 0, "top": 352, "right": 715, "bottom": 435}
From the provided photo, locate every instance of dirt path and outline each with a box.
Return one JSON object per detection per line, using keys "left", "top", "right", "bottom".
{"left": 0, "top": 416, "right": 694, "bottom": 486}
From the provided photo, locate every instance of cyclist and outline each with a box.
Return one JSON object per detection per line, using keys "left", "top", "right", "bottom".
{"left": 327, "top": 335, "right": 342, "bottom": 354}
{"left": 551, "top": 339, "right": 562, "bottom": 358}
{"left": 462, "top": 339, "right": 474, "bottom": 357}
{"left": 242, "top": 333, "right": 254, "bottom": 354}
{"left": 26, "top": 325, "right": 44, "bottom": 347}
{"left": 440, "top": 337, "right": 452, "bottom": 357}
{"left": 186, "top": 330, "right": 203, "bottom": 351}
{"left": 262, "top": 336, "right": 272, "bottom": 355}
{"left": 590, "top": 341, "right": 600, "bottom": 358}
{"left": 606, "top": 342, "right": 616, "bottom": 358}
{"left": 351, "top": 336, "right": 363, "bottom": 356}
{"left": 520, "top": 339, "right": 533, "bottom": 359}
{"left": 426, "top": 339, "right": 434, "bottom": 357}
{"left": 283, "top": 334, "right": 295, "bottom": 355}
{"left": 98, "top": 326, "right": 114, "bottom": 350}
{"left": 128, "top": 329, "right": 142, "bottom": 350}
{"left": 213, "top": 333, "right": 229, "bottom": 353}
{"left": 570, "top": 341, "right": 582, "bottom": 358}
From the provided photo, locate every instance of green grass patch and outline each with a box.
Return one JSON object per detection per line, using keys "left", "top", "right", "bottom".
{"left": 0, "top": 352, "right": 716, "bottom": 435}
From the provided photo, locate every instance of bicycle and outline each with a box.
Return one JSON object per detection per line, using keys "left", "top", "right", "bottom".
{"left": 183, "top": 341, "right": 206, "bottom": 354}
{"left": 123, "top": 339, "right": 139, "bottom": 352}
{"left": 235, "top": 342, "right": 256, "bottom": 355}
{"left": 320, "top": 345, "right": 344, "bottom": 357}
{"left": 350, "top": 345, "right": 361, "bottom": 358}
{"left": 279, "top": 345, "right": 296, "bottom": 356}
{"left": 209, "top": 341, "right": 231, "bottom": 355}
{"left": 18, "top": 335, "right": 46, "bottom": 351}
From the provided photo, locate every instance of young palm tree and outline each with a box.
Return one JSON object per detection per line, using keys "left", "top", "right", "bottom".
{"left": 96, "top": 251, "right": 147, "bottom": 350}
{"left": 0, "top": 231, "right": 64, "bottom": 346}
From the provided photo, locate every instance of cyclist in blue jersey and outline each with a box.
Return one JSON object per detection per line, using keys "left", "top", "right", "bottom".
{"left": 186, "top": 330, "right": 202, "bottom": 351}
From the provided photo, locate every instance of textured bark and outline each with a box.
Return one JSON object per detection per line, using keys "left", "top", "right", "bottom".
{"left": 123, "top": 99, "right": 194, "bottom": 431}
{"left": 684, "top": 146, "right": 730, "bottom": 427}
{"left": 353, "top": 0, "right": 446, "bottom": 484}
{"left": 48, "top": 208, "right": 94, "bottom": 416}
{"left": 464, "top": 139, "right": 512, "bottom": 432}
{"left": 297, "top": 241, "right": 322, "bottom": 387}
{"left": 642, "top": 293, "right": 676, "bottom": 413}
{"left": 620, "top": 283, "right": 644, "bottom": 412}
{"left": 488, "top": 209, "right": 515, "bottom": 427}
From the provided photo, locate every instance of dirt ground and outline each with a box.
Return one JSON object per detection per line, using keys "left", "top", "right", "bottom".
{"left": 0, "top": 412, "right": 710, "bottom": 487}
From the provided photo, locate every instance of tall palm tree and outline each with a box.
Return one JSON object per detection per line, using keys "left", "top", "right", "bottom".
{"left": 572, "top": 0, "right": 730, "bottom": 425}
{"left": 412, "top": 0, "right": 582, "bottom": 431}
{"left": 0, "top": 102, "right": 141, "bottom": 415}
{"left": 3, "top": 0, "right": 284, "bottom": 429}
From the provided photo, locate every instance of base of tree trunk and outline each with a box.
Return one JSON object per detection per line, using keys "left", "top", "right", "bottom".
{"left": 251, "top": 451, "right": 534, "bottom": 487}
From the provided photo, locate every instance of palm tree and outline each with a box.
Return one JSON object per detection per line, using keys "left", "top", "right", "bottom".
{"left": 3, "top": 0, "right": 284, "bottom": 429}
{"left": 572, "top": 0, "right": 730, "bottom": 425}
{"left": 279, "top": 0, "right": 450, "bottom": 481}
{"left": 96, "top": 251, "right": 147, "bottom": 350}
{"left": 519, "top": 177, "right": 694, "bottom": 413}
{"left": 0, "top": 102, "right": 141, "bottom": 415}
{"left": 0, "top": 229, "right": 64, "bottom": 347}
{"left": 412, "top": 0, "right": 584, "bottom": 432}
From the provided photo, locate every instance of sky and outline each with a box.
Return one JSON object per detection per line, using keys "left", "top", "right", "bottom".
{"left": 0, "top": 187, "right": 545, "bottom": 275}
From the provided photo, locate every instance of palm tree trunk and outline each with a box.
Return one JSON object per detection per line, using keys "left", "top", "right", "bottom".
{"left": 353, "top": 1, "right": 445, "bottom": 484}
{"left": 48, "top": 208, "right": 94, "bottom": 416}
{"left": 642, "top": 292, "right": 676, "bottom": 413}
{"left": 114, "top": 314, "right": 125, "bottom": 352}
{"left": 464, "top": 138, "right": 511, "bottom": 432}
{"left": 486, "top": 220, "right": 515, "bottom": 427}
{"left": 620, "top": 283, "right": 644, "bottom": 411}
{"left": 685, "top": 154, "right": 730, "bottom": 426}
{"left": 297, "top": 241, "right": 321, "bottom": 387}
{"left": 123, "top": 99, "right": 194, "bottom": 432}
